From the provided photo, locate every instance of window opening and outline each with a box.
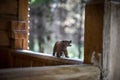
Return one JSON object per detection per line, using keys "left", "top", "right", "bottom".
{"left": 28, "top": 0, "right": 85, "bottom": 60}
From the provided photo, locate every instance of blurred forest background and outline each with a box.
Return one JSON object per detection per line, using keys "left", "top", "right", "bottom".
{"left": 29, "top": 0, "right": 85, "bottom": 60}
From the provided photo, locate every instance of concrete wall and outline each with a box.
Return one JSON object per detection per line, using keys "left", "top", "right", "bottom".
{"left": 103, "top": 1, "right": 120, "bottom": 80}
{"left": 109, "top": 2, "right": 120, "bottom": 80}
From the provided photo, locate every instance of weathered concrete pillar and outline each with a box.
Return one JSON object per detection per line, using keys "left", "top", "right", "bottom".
{"left": 103, "top": 1, "right": 120, "bottom": 80}
{"left": 109, "top": 2, "right": 120, "bottom": 80}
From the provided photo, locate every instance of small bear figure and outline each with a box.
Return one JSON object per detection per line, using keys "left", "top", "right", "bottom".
{"left": 53, "top": 40, "right": 72, "bottom": 58}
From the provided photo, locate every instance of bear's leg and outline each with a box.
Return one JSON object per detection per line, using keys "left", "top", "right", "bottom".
{"left": 64, "top": 50, "right": 69, "bottom": 58}
{"left": 53, "top": 52, "right": 55, "bottom": 56}
{"left": 57, "top": 52, "right": 60, "bottom": 58}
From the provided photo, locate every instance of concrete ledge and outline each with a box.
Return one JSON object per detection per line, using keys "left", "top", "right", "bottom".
{"left": 0, "top": 65, "right": 100, "bottom": 80}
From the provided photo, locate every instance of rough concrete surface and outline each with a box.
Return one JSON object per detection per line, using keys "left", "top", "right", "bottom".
{"left": 0, "top": 65, "right": 100, "bottom": 80}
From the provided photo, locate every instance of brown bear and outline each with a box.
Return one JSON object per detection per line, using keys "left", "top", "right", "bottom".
{"left": 53, "top": 40, "right": 72, "bottom": 58}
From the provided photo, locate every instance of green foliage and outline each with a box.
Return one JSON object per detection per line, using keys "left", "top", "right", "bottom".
{"left": 29, "top": 0, "right": 85, "bottom": 60}
{"left": 68, "top": 44, "right": 84, "bottom": 60}
{"left": 29, "top": 0, "right": 53, "bottom": 5}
